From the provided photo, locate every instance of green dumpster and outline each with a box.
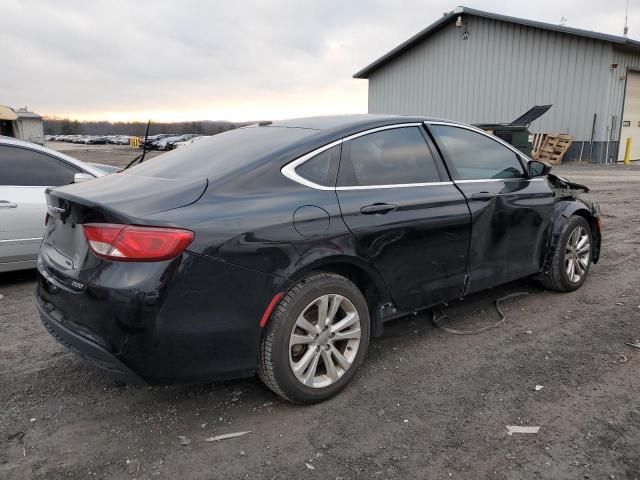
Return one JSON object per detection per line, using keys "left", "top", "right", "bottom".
{"left": 475, "top": 105, "right": 552, "bottom": 157}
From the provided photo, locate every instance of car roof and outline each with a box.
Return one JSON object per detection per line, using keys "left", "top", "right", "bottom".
{"left": 266, "top": 114, "right": 467, "bottom": 150}
{"left": 271, "top": 114, "right": 444, "bottom": 131}
{"left": 0, "top": 136, "right": 106, "bottom": 177}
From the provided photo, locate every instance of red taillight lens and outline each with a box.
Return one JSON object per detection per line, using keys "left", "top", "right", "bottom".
{"left": 83, "top": 224, "right": 194, "bottom": 262}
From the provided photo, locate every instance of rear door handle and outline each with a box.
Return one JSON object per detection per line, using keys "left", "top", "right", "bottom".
{"left": 0, "top": 200, "right": 17, "bottom": 208}
{"left": 470, "top": 192, "right": 496, "bottom": 202}
{"left": 360, "top": 203, "right": 397, "bottom": 215}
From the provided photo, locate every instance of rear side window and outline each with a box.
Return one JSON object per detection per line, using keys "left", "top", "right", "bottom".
{"left": 128, "top": 126, "right": 314, "bottom": 180}
{"left": 295, "top": 144, "right": 340, "bottom": 187}
{"left": 429, "top": 125, "right": 524, "bottom": 180}
{"left": 337, "top": 127, "right": 440, "bottom": 187}
{"left": 0, "top": 145, "right": 80, "bottom": 186}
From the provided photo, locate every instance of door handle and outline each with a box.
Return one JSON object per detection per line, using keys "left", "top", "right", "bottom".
{"left": 470, "top": 192, "right": 496, "bottom": 202}
{"left": 0, "top": 200, "right": 18, "bottom": 208}
{"left": 360, "top": 203, "right": 397, "bottom": 215}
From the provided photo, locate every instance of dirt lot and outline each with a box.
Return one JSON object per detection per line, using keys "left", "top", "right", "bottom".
{"left": 1, "top": 157, "right": 639, "bottom": 479}
{"left": 46, "top": 142, "right": 162, "bottom": 167}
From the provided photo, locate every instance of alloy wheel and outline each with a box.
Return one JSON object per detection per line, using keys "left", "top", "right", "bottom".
{"left": 288, "top": 294, "right": 361, "bottom": 389}
{"left": 565, "top": 226, "right": 590, "bottom": 283}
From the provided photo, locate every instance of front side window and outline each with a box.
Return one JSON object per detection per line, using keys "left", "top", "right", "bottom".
{"left": 337, "top": 127, "right": 440, "bottom": 187}
{"left": 429, "top": 125, "right": 524, "bottom": 180}
{"left": 0, "top": 145, "right": 81, "bottom": 186}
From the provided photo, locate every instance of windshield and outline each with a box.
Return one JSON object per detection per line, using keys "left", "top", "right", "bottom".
{"left": 127, "top": 126, "right": 315, "bottom": 180}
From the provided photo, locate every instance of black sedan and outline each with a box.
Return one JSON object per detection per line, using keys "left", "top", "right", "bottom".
{"left": 36, "top": 115, "right": 601, "bottom": 403}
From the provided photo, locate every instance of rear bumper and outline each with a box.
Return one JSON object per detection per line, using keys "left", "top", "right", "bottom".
{"left": 37, "top": 300, "right": 145, "bottom": 384}
{"left": 36, "top": 251, "right": 287, "bottom": 384}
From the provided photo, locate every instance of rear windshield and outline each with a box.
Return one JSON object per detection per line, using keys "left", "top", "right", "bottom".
{"left": 128, "top": 126, "right": 314, "bottom": 180}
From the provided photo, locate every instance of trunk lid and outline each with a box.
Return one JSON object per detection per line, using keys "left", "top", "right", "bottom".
{"left": 46, "top": 173, "right": 208, "bottom": 221}
{"left": 41, "top": 173, "right": 206, "bottom": 279}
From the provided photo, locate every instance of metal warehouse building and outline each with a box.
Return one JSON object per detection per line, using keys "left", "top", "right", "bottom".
{"left": 0, "top": 105, "right": 45, "bottom": 145}
{"left": 354, "top": 6, "right": 640, "bottom": 163}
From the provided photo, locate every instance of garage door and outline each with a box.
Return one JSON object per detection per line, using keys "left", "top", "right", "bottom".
{"left": 618, "top": 70, "right": 640, "bottom": 162}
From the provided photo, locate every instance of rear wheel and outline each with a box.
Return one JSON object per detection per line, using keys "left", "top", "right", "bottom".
{"left": 542, "top": 215, "right": 592, "bottom": 292}
{"left": 258, "top": 272, "right": 370, "bottom": 403}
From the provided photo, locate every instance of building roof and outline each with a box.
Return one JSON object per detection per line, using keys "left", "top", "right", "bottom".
{"left": 354, "top": 6, "right": 640, "bottom": 79}
{"left": 13, "top": 108, "right": 42, "bottom": 119}
{"left": 0, "top": 105, "right": 18, "bottom": 120}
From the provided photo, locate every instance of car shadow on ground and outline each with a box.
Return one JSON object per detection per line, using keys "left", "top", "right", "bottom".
{"left": 0, "top": 265, "right": 542, "bottom": 406}
{"left": 0, "top": 269, "right": 37, "bottom": 287}
{"left": 10, "top": 275, "right": 544, "bottom": 408}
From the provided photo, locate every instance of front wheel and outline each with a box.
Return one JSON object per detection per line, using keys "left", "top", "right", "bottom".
{"left": 542, "top": 215, "right": 593, "bottom": 292}
{"left": 258, "top": 272, "right": 370, "bottom": 403}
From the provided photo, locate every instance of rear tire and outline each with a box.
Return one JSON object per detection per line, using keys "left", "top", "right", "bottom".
{"left": 541, "top": 215, "right": 592, "bottom": 292}
{"left": 258, "top": 272, "right": 370, "bottom": 403}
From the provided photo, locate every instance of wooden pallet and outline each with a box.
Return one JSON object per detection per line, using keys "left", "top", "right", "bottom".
{"left": 532, "top": 133, "right": 573, "bottom": 164}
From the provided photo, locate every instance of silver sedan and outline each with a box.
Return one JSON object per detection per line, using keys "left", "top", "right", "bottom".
{"left": 0, "top": 137, "right": 111, "bottom": 272}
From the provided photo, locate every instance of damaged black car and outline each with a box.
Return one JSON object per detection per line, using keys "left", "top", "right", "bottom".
{"left": 36, "top": 115, "right": 601, "bottom": 403}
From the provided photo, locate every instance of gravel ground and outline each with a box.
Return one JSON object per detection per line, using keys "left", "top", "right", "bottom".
{"left": 47, "top": 142, "right": 162, "bottom": 167}
{"left": 1, "top": 155, "right": 639, "bottom": 479}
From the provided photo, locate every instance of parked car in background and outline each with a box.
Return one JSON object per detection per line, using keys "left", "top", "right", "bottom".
{"left": 172, "top": 135, "right": 208, "bottom": 149}
{"left": 45, "top": 134, "right": 132, "bottom": 145}
{"left": 45, "top": 133, "right": 211, "bottom": 150}
{"left": 85, "top": 163, "right": 122, "bottom": 174}
{"left": 36, "top": 115, "right": 601, "bottom": 403}
{"left": 0, "top": 137, "right": 110, "bottom": 272}
{"left": 140, "top": 134, "right": 176, "bottom": 150}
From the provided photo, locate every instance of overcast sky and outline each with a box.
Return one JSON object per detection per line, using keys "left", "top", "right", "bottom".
{"left": 2, "top": 0, "right": 638, "bottom": 122}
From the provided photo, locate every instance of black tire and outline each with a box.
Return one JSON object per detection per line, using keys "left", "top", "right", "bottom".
{"left": 541, "top": 215, "right": 593, "bottom": 292}
{"left": 258, "top": 272, "right": 370, "bottom": 403}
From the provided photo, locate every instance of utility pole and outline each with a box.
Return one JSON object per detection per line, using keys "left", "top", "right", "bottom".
{"left": 624, "top": 0, "right": 629, "bottom": 37}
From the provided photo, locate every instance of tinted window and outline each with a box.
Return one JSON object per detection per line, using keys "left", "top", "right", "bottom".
{"left": 129, "top": 126, "right": 314, "bottom": 180}
{"left": 429, "top": 125, "right": 524, "bottom": 180}
{"left": 337, "top": 127, "right": 440, "bottom": 187}
{"left": 295, "top": 144, "right": 340, "bottom": 187}
{"left": 0, "top": 145, "right": 81, "bottom": 186}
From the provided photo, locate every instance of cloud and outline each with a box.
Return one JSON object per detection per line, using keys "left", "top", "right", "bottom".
{"left": 1, "top": 0, "right": 636, "bottom": 120}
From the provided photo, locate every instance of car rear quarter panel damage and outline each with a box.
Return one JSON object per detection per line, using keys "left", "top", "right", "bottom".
{"left": 37, "top": 249, "right": 284, "bottom": 383}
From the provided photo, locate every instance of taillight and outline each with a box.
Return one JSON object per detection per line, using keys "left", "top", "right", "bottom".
{"left": 82, "top": 223, "right": 194, "bottom": 262}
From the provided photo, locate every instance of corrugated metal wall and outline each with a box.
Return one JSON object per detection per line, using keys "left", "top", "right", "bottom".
{"left": 14, "top": 118, "right": 44, "bottom": 145}
{"left": 368, "top": 16, "right": 617, "bottom": 142}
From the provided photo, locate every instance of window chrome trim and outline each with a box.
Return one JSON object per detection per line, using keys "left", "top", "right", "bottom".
{"left": 280, "top": 123, "right": 444, "bottom": 191}
{"left": 341, "top": 122, "right": 423, "bottom": 142}
{"left": 454, "top": 177, "right": 545, "bottom": 184}
{"left": 0, "top": 237, "right": 43, "bottom": 244}
{"left": 281, "top": 121, "right": 544, "bottom": 190}
{"left": 424, "top": 120, "right": 534, "bottom": 162}
{"left": 280, "top": 139, "right": 342, "bottom": 191}
{"left": 336, "top": 181, "right": 453, "bottom": 191}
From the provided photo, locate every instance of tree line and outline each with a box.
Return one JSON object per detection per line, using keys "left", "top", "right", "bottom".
{"left": 44, "top": 118, "right": 258, "bottom": 136}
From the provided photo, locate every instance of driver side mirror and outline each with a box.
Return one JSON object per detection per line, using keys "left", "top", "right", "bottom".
{"left": 527, "top": 160, "right": 551, "bottom": 177}
{"left": 73, "top": 173, "right": 93, "bottom": 183}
